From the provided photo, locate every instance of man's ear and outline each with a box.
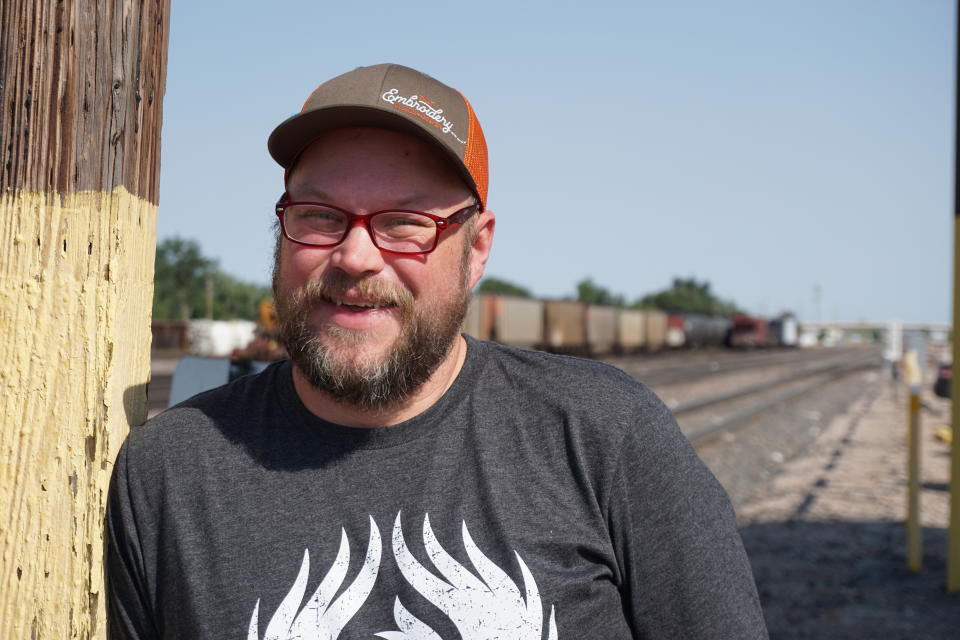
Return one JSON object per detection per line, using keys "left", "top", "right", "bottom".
{"left": 467, "top": 208, "right": 495, "bottom": 289}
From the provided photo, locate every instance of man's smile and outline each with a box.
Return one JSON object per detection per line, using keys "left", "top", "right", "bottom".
{"left": 316, "top": 293, "right": 403, "bottom": 331}
{"left": 322, "top": 293, "right": 399, "bottom": 311}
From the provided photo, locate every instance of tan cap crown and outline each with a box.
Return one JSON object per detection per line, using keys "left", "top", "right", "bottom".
{"left": 268, "top": 64, "right": 488, "bottom": 208}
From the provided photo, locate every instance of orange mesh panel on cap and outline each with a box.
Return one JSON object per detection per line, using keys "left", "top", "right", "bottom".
{"left": 458, "top": 92, "right": 489, "bottom": 207}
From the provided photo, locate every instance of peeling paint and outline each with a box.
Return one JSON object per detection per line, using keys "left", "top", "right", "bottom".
{"left": 0, "top": 187, "right": 156, "bottom": 639}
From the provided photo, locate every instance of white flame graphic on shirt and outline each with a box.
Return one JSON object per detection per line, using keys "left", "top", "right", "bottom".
{"left": 246, "top": 515, "right": 381, "bottom": 640}
{"left": 244, "top": 513, "right": 558, "bottom": 639}
{"left": 377, "top": 512, "right": 558, "bottom": 640}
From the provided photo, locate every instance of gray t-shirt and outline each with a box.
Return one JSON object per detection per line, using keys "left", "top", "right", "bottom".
{"left": 106, "top": 336, "right": 767, "bottom": 639}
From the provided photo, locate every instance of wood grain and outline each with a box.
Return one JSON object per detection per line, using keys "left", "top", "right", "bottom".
{"left": 0, "top": 2, "right": 170, "bottom": 637}
{"left": 0, "top": 0, "right": 170, "bottom": 202}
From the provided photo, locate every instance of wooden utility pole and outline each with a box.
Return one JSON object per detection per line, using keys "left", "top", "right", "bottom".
{"left": 949, "top": 0, "right": 960, "bottom": 594}
{"left": 0, "top": 1, "right": 170, "bottom": 637}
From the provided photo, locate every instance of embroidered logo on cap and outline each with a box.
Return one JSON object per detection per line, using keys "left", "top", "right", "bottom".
{"left": 381, "top": 88, "right": 466, "bottom": 145}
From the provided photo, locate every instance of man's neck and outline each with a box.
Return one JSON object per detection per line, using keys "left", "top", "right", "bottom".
{"left": 290, "top": 335, "right": 467, "bottom": 428}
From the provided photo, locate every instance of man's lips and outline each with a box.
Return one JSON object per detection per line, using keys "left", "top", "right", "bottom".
{"left": 321, "top": 294, "right": 398, "bottom": 311}
{"left": 315, "top": 294, "right": 401, "bottom": 329}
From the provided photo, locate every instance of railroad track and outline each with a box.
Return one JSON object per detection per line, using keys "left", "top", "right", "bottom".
{"left": 668, "top": 351, "right": 883, "bottom": 447}
{"left": 605, "top": 346, "right": 870, "bottom": 387}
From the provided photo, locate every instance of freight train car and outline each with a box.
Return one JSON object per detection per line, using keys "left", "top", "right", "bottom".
{"left": 683, "top": 314, "right": 731, "bottom": 348}
{"left": 586, "top": 305, "right": 617, "bottom": 354}
{"left": 462, "top": 294, "right": 490, "bottom": 341}
{"left": 543, "top": 300, "right": 587, "bottom": 353}
{"left": 666, "top": 315, "right": 686, "bottom": 347}
{"left": 768, "top": 314, "right": 799, "bottom": 347}
{"left": 491, "top": 295, "right": 544, "bottom": 349}
{"left": 664, "top": 314, "right": 731, "bottom": 349}
{"left": 645, "top": 310, "right": 668, "bottom": 351}
{"left": 726, "top": 315, "right": 769, "bottom": 348}
{"left": 616, "top": 309, "right": 647, "bottom": 353}
{"left": 467, "top": 290, "right": 793, "bottom": 355}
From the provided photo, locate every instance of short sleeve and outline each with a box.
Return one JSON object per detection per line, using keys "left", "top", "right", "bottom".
{"left": 605, "top": 392, "right": 768, "bottom": 639}
{"left": 105, "top": 439, "right": 160, "bottom": 640}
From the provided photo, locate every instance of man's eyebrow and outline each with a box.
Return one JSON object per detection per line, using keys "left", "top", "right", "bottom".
{"left": 292, "top": 187, "right": 334, "bottom": 202}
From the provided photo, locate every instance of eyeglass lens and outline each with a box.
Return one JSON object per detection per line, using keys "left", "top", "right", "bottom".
{"left": 284, "top": 204, "right": 438, "bottom": 253}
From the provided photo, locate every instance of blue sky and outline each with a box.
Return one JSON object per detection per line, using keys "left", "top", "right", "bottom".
{"left": 158, "top": 1, "right": 955, "bottom": 324}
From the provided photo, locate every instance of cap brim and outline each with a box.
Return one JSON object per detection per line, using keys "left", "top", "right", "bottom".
{"left": 268, "top": 105, "right": 478, "bottom": 197}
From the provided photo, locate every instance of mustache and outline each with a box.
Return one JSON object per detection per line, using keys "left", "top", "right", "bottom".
{"left": 288, "top": 272, "right": 415, "bottom": 313}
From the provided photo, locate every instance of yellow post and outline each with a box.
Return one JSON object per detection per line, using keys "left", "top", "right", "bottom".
{"left": 905, "top": 351, "right": 923, "bottom": 572}
{"left": 0, "top": 1, "right": 170, "bottom": 636}
{"left": 951, "top": 215, "right": 960, "bottom": 592}
{"left": 908, "top": 387, "right": 923, "bottom": 572}
{"left": 950, "top": 0, "right": 960, "bottom": 593}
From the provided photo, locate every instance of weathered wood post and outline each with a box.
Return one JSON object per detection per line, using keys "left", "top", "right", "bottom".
{"left": 0, "top": 1, "right": 170, "bottom": 637}
{"left": 949, "top": 0, "right": 960, "bottom": 595}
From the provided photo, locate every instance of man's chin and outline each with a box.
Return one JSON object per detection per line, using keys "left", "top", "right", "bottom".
{"left": 317, "top": 340, "right": 396, "bottom": 377}
{"left": 316, "top": 322, "right": 401, "bottom": 357}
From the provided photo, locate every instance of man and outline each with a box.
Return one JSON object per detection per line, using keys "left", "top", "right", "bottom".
{"left": 107, "top": 64, "right": 768, "bottom": 639}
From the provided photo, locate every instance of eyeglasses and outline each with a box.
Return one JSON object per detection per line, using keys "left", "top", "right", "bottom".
{"left": 275, "top": 196, "right": 481, "bottom": 255}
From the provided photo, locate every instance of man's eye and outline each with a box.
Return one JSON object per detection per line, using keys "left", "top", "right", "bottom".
{"left": 291, "top": 208, "right": 346, "bottom": 232}
{"left": 382, "top": 214, "right": 432, "bottom": 228}
{"left": 299, "top": 208, "right": 340, "bottom": 221}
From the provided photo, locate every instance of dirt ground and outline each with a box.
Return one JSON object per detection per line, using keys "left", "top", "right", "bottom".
{"left": 736, "top": 373, "right": 960, "bottom": 639}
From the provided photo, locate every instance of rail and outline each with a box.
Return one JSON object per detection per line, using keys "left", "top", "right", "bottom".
{"left": 674, "top": 353, "right": 883, "bottom": 447}
{"left": 628, "top": 346, "right": 870, "bottom": 387}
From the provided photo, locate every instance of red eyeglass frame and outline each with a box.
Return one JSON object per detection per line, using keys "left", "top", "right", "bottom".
{"left": 275, "top": 194, "right": 481, "bottom": 256}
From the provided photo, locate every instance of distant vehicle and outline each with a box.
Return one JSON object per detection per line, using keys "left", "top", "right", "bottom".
{"left": 934, "top": 363, "right": 951, "bottom": 399}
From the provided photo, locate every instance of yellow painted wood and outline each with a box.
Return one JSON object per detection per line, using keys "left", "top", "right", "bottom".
{"left": 0, "top": 187, "right": 156, "bottom": 639}
{"left": 950, "top": 216, "right": 960, "bottom": 593}
{"left": 906, "top": 388, "right": 922, "bottom": 572}
{"left": 902, "top": 349, "right": 922, "bottom": 387}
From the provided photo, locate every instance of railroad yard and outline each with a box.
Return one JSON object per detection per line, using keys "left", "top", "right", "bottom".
{"left": 602, "top": 345, "right": 960, "bottom": 639}
{"left": 147, "top": 344, "right": 959, "bottom": 638}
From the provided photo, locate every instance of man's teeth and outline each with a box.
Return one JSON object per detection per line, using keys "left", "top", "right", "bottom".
{"left": 331, "top": 298, "right": 384, "bottom": 308}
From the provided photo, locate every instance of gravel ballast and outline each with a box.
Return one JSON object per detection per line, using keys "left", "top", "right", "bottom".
{"left": 704, "top": 370, "right": 960, "bottom": 639}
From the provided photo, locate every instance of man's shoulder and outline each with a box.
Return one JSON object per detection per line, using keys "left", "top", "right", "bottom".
{"left": 124, "top": 360, "right": 285, "bottom": 459}
{"left": 468, "top": 339, "right": 687, "bottom": 490}
{"left": 474, "top": 337, "right": 648, "bottom": 392}
{"left": 471, "top": 338, "right": 669, "bottom": 430}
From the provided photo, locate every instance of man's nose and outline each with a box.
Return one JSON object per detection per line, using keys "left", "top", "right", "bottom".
{"left": 328, "top": 220, "right": 386, "bottom": 277}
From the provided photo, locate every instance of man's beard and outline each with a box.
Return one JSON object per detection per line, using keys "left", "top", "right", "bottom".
{"left": 273, "top": 256, "right": 471, "bottom": 414}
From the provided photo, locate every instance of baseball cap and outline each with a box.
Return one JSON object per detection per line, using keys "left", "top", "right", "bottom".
{"left": 268, "top": 63, "right": 489, "bottom": 208}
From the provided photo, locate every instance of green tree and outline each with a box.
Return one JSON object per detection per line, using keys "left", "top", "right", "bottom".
{"left": 210, "top": 271, "right": 272, "bottom": 320}
{"left": 152, "top": 237, "right": 270, "bottom": 321}
{"left": 477, "top": 276, "right": 533, "bottom": 298}
{"left": 634, "top": 277, "right": 742, "bottom": 315}
{"left": 576, "top": 277, "right": 624, "bottom": 307}
{"left": 152, "top": 237, "right": 214, "bottom": 321}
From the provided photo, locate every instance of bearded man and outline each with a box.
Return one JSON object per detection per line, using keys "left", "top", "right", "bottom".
{"left": 106, "top": 64, "right": 768, "bottom": 640}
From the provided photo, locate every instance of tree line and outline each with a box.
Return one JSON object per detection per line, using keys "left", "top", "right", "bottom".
{"left": 152, "top": 237, "right": 270, "bottom": 321}
{"left": 479, "top": 276, "right": 743, "bottom": 316}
